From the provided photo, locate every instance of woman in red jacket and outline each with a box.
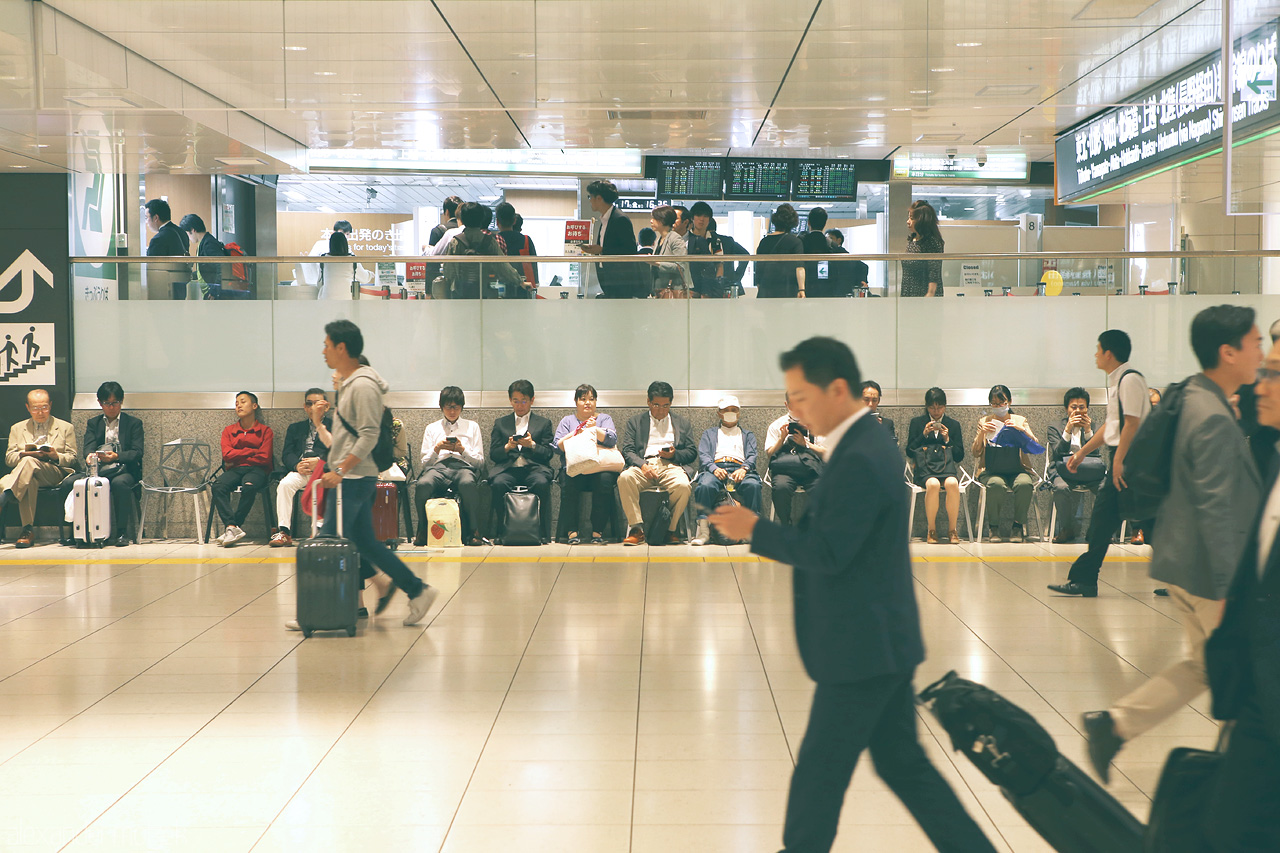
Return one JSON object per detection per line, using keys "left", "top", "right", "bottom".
{"left": 212, "top": 391, "right": 274, "bottom": 546}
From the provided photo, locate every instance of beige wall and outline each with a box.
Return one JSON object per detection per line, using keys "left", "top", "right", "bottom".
{"left": 278, "top": 212, "right": 412, "bottom": 257}
{"left": 503, "top": 190, "right": 577, "bottom": 218}
{"left": 143, "top": 175, "right": 212, "bottom": 232}
{"left": 1179, "top": 203, "right": 1261, "bottom": 294}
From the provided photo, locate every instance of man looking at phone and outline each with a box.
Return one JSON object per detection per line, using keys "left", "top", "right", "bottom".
{"left": 488, "top": 379, "right": 555, "bottom": 542}
{"left": 416, "top": 386, "right": 485, "bottom": 545}
{"left": 1, "top": 389, "right": 78, "bottom": 547}
{"left": 765, "top": 393, "right": 829, "bottom": 525}
{"left": 270, "top": 388, "right": 332, "bottom": 547}
{"left": 618, "top": 381, "right": 697, "bottom": 545}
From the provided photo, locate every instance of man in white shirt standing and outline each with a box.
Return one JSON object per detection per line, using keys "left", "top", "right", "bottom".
{"left": 1049, "top": 329, "right": 1151, "bottom": 597}
{"left": 691, "top": 396, "right": 762, "bottom": 545}
{"left": 618, "top": 381, "right": 697, "bottom": 545}
{"left": 414, "top": 386, "right": 485, "bottom": 546}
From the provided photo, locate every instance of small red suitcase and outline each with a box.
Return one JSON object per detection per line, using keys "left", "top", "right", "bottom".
{"left": 373, "top": 481, "right": 400, "bottom": 549}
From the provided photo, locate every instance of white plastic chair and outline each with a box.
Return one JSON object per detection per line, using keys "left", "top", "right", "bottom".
{"left": 905, "top": 460, "right": 975, "bottom": 542}
{"left": 971, "top": 457, "right": 1045, "bottom": 543}
{"left": 764, "top": 469, "right": 806, "bottom": 523}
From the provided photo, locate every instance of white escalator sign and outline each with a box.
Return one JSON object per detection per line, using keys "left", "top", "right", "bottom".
{"left": 0, "top": 250, "right": 55, "bottom": 315}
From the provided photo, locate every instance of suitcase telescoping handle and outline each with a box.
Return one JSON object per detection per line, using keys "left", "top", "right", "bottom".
{"left": 314, "top": 465, "right": 344, "bottom": 538}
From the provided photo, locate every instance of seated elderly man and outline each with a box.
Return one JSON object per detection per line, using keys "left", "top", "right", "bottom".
{"left": 1047, "top": 386, "right": 1106, "bottom": 543}
{"left": 0, "top": 389, "right": 78, "bottom": 547}
{"left": 618, "top": 381, "right": 697, "bottom": 546}
{"left": 691, "top": 396, "right": 762, "bottom": 545}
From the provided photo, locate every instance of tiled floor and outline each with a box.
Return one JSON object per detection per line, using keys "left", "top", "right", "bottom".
{"left": 0, "top": 536, "right": 1213, "bottom": 852}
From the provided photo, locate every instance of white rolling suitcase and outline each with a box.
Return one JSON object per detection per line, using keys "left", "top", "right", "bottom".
{"left": 73, "top": 477, "right": 112, "bottom": 547}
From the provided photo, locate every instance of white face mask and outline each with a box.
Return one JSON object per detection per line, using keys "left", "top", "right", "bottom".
{"left": 721, "top": 412, "right": 739, "bottom": 427}
{"left": 991, "top": 405, "right": 1010, "bottom": 418}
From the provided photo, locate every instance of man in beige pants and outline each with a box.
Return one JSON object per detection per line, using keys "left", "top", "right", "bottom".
{"left": 1083, "top": 306, "right": 1264, "bottom": 782}
{"left": 1, "top": 389, "right": 78, "bottom": 547}
{"left": 617, "top": 381, "right": 696, "bottom": 546}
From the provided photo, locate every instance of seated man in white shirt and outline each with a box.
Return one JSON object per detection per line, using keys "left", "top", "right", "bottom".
{"left": 618, "top": 381, "right": 697, "bottom": 545}
{"left": 765, "top": 393, "right": 829, "bottom": 525}
{"left": 1047, "top": 386, "right": 1105, "bottom": 543}
{"left": 691, "top": 396, "right": 762, "bottom": 545}
{"left": 414, "top": 386, "right": 485, "bottom": 546}
{"left": 270, "top": 388, "right": 331, "bottom": 547}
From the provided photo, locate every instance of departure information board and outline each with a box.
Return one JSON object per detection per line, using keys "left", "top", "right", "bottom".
{"left": 725, "top": 158, "right": 792, "bottom": 199}
{"left": 793, "top": 160, "right": 858, "bottom": 200}
{"left": 651, "top": 157, "right": 725, "bottom": 199}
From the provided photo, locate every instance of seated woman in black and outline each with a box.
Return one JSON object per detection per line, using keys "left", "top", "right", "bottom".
{"left": 906, "top": 387, "right": 965, "bottom": 544}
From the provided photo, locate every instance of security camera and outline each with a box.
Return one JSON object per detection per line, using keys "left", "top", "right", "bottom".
{"left": 366, "top": 187, "right": 378, "bottom": 200}
{"left": 977, "top": 153, "right": 988, "bottom": 167}
{"left": 945, "top": 148, "right": 958, "bottom": 162}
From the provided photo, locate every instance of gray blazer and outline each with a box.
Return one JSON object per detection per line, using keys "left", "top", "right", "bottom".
{"left": 651, "top": 230, "right": 689, "bottom": 289}
{"left": 1151, "top": 373, "right": 1262, "bottom": 599}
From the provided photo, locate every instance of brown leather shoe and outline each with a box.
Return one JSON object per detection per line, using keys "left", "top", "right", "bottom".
{"left": 665, "top": 531, "right": 683, "bottom": 545}
{"left": 949, "top": 531, "right": 961, "bottom": 545}
{"left": 269, "top": 531, "right": 292, "bottom": 548}
{"left": 622, "top": 529, "right": 645, "bottom": 546}
{"left": 15, "top": 526, "right": 34, "bottom": 548}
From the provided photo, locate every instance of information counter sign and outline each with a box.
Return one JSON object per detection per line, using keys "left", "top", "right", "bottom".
{"left": 1056, "top": 18, "right": 1279, "bottom": 202}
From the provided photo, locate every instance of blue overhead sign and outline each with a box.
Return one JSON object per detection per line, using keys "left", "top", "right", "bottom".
{"left": 1056, "top": 19, "right": 1279, "bottom": 202}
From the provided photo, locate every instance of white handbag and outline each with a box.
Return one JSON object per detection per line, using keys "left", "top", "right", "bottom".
{"left": 563, "top": 426, "right": 625, "bottom": 477}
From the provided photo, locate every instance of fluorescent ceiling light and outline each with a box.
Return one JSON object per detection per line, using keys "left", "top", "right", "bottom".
{"left": 956, "top": 42, "right": 982, "bottom": 47}
{"left": 930, "top": 67, "right": 955, "bottom": 73}
{"left": 314, "top": 71, "right": 337, "bottom": 77}
{"left": 215, "top": 157, "right": 268, "bottom": 166}
{"left": 309, "top": 147, "right": 643, "bottom": 176}
{"left": 317, "top": 205, "right": 335, "bottom": 213}
{"left": 283, "top": 45, "right": 307, "bottom": 51}
{"left": 284, "top": 189, "right": 308, "bottom": 202}
{"left": 64, "top": 96, "right": 141, "bottom": 109}
{"left": 909, "top": 89, "right": 932, "bottom": 95}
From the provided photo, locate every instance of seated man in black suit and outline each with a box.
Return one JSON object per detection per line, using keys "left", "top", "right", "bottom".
{"left": 860, "top": 380, "right": 896, "bottom": 439}
{"left": 78, "top": 381, "right": 144, "bottom": 546}
{"left": 711, "top": 337, "right": 997, "bottom": 853}
{"left": 488, "top": 379, "right": 555, "bottom": 543}
{"left": 270, "top": 388, "right": 331, "bottom": 547}
{"left": 1047, "top": 386, "right": 1105, "bottom": 543}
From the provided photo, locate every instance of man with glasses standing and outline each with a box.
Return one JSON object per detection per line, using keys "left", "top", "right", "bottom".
{"left": 1082, "top": 306, "right": 1264, "bottom": 783}
{"left": 0, "top": 389, "right": 78, "bottom": 547}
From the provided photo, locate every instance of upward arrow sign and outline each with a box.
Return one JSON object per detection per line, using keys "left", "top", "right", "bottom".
{"left": 0, "top": 250, "right": 54, "bottom": 315}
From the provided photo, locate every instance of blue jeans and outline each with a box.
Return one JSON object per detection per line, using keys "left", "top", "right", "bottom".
{"left": 693, "top": 464, "right": 762, "bottom": 517}
{"left": 321, "top": 477, "right": 424, "bottom": 598}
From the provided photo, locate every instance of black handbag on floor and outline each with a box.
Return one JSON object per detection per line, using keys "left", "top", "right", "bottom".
{"left": 501, "top": 488, "right": 541, "bottom": 546}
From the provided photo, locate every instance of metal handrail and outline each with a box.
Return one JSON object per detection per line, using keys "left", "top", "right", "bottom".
{"left": 68, "top": 249, "right": 1280, "bottom": 264}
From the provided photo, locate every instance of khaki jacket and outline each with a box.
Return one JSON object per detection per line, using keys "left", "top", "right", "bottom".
{"left": 970, "top": 413, "right": 1039, "bottom": 477}
{"left": 5, "top": 417, "right": 79, "bottom": 474}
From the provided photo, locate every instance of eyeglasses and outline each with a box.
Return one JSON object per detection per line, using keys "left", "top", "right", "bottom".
{"left": 1257, "top": 367, "right": 1280, "bottom": 385}
{"left": 28, "top": 404, "right": 50, "bottom": 412}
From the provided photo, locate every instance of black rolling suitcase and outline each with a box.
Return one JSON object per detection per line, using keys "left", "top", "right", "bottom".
{"left": 919, "top": 671, "right": 1144, "bottom": 853}
{"left": 295, "top": 482, "right": 359, "bottom": 638}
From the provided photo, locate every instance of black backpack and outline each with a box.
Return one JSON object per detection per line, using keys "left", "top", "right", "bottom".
{"left": 334, "top": 378, "right": 397, "bottom": 473}
{"left": 918, "top": 671, "right": 1058, "bottom": 796}
{"left": 1117, "top": 377, "right": 1187, "bottom": 521}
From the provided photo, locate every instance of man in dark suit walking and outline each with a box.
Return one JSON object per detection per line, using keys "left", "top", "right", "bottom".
{"left": 488, "top": 379, "right": 556, "bottom": 542}
{"left": 1204, "top": 338, "right": 1280, "bottom": 850}
{"left": 79, "top": 381, "right": 144, "bottom": 545}
{"left": 711, "top": 337, "right": 996, "bottom": 853}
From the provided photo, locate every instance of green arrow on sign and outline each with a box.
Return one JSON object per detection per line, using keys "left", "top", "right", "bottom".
{"left": 1248, "top": 70, "right": 1274, "bottom": 95}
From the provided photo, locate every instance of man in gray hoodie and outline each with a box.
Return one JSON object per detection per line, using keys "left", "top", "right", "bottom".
{"left": 296, "top": 319, "right": 437, "bottom": 627}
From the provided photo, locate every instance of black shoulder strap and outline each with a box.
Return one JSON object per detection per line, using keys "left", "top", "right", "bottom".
{"left": 334, "top": 375, "right": 382, "bottom": 439}
{"left": 1116, "top": 368, "right": 1142, "bottom": 422}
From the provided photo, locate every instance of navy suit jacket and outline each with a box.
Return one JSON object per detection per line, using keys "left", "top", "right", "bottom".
{"left": 751, "top": 411, "right": 925, "bottom": 685}
{"left": 83, "top": 411, "right": 145, "bottom": 481}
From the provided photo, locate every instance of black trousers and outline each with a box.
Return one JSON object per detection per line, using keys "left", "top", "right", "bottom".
{"left": 416, "top": 461, "right": 481, "bottom": 539}
{"left": 490, "top": 466, "right": 553, "bottom": 540}
{"left": 769, "top": 455, "right": 821, "bottom": 525}
{"left": 1066, "top": 472, "right": 1121, "bottom": 586}
{"left": 1205, "top": 700, "right": 1280, "bottom": 851}
{"left": 782, "top": 671, "right": 997, "bottom": 853}
{"left": 557, "top": 470, "right": 619, "bottom": 538}
{"left": 211, "top": 466, "right": 269, "bottom": 527}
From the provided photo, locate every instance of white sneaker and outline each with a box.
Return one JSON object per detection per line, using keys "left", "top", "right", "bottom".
{"left": 284, "top": 620, "right": 301, "bottom": 631}
{"left": 404, "top": 585, "right": 439, "bottom": 626}
{"left": 223, "top": 526, "right": 247, "bottom": 547}
{"left": 690, "top": 518, "right": 710, "bottom": 546}
{"left": 213, "top": 527, "right": 232, "bottom": 547}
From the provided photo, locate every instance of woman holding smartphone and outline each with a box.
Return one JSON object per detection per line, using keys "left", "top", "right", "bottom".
{"left": 906, "top": 387, "right": 964, "bottom": 543}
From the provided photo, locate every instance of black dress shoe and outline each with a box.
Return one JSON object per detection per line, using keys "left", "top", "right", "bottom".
{"left": 1047, "top": 581, "right": 1098, "bottom": 597}
{"left": 357, "top": 607, "right": 369, "bottom": 619}
{"left": 1082, "top": 711, "right": 1123, "bottom": 783}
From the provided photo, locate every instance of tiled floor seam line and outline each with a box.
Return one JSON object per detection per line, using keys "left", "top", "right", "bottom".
{"left": 48, "top": 565, "right": 308, "bottom": 851}
{"left": 627, "top": 554, "right": 651, "bottom": 853}
{"left": 245, "top": 561, "right": 484, "bottom": 853}
{"left": 0, "top": 555, "right": 222, "bottom": 686}
{"left": 426, "top": 558, "right": 567, "bottom": 853}
{"left": 729, "top": 559, "right": 798, "bottom": 765}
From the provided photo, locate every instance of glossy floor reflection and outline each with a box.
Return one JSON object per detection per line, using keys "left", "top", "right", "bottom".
{"left": 0, "top": 537, "right": 1210, "bottom": 852}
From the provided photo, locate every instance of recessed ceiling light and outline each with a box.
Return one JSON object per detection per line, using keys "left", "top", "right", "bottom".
{"left": 867, "top": 111, "right": 885, "bottom": 118}
{"left": 930, "top": 67, "right": 954, "bottom": 73}
{"left": 892, "top": 107, "right": 911, "bottom": 112}
{"left": 283, "top": 45, "right": 307, "bottom": 51}
{"left": 10, "top": 164, "right": 29, "bottom": 168}
{"left": 314, "top": 71, "right": 337, "bottom": 76}
{"left": 866, "top": 96, "right": 885, "bottom": 102}
{"left": 34, "top": 143, "right": 49, "bottom": 148}
{"left": 956, "top": 42, "right": 982, "bottom": 47}
{"left": 909, "top": 89, "right": 932, "bottom": 95}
